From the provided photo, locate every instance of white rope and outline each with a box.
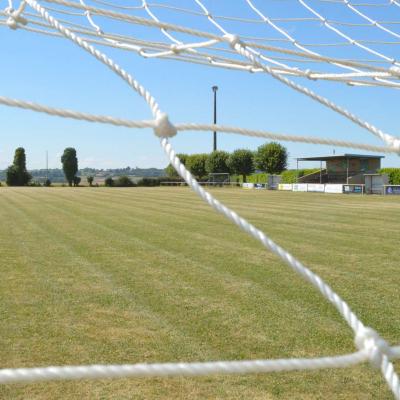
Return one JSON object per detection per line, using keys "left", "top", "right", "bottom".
{"left": 7, "top": 0, "right": 400, "bottom": 84}
{"left": 1, "top": 95, "right": 398, "bottom": 153}
{"left": 1, "top": 0, "right": 400, "bottom": 397}
{"left": 30, "top": 0, "right": 400, "bottom": 83}
{"left": 0, "top": 351, "right": 372, "bottom": 384}
{"left": 297, "top": 0, "right": 399, "bottom": 66}
{"left": 245, "top": 0, "right": 400, "bottom": 90}
{"left": 341, "top": 0, "right": 400, "bottom": 39}
{"left": 25, "top": 0, "right": 162, "bottom": 120}
{"left": 245, "top": 0, "right": 360, "bottom": 77}
{"left": 4, "top": 15, "right": 400, "bottom": 86}
{"left": 191, "top": 1, "right": 400, "bottom": 152}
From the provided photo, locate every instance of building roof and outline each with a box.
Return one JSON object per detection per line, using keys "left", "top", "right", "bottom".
{"left": 297, "top": 154, "right": 384, "bottom": 162}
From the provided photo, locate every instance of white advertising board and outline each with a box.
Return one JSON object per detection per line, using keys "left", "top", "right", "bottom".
{"left": 324, "top": 184, "right": 343, "bottom": 194}
{"left": 307, "top": 184, "right": 325, "bottom": 193}
{"left": 292, "top": 183, "right": 308, "bottom": 192}
{"left": 242, "top": 183, "right": 254, "bottom": 189}
{"left": 278, "top": 184, "right": 293, "bottom": 191}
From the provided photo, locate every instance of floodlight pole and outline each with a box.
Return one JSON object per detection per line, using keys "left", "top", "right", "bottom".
{"left": 212, "top": 85, "right": 218, "bottom": 151}
{"left": 46, "top": 150, "right": 48, "bottom": 180}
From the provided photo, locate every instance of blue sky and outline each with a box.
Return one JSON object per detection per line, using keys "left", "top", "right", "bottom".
{"left": 1, "top": 0, "right": 400, "bottom": 170}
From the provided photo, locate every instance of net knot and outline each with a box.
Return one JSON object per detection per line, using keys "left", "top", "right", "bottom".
{"left": 153, "top": 112, "right": 177, "bottom": 138}
{"left": 5, "top": 5, "right": 28, "bottom": 30}
{"left": 304, "top": 69, "right": 316, "bottom": 80}
{"left": 355, "top": 326, "right": 390, "bottom": 369}
{"left": 390, "top": 65, "right": 400, "bottom": 76}
{"left": 170, "top": 44, "right": 181, "bottom": 54}
{"left": 223, "top": 34, "right": 242, "bottom": 48}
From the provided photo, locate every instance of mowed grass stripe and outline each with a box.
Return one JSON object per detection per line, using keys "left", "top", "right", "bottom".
{"left": 0, "top": 188, "right": 397, "bottom": 399}
{"left": 0, "top": 191, "right": 221, "bottom": 362}
{"left": 4, "top": 190, "right": 347, "bottom": 358}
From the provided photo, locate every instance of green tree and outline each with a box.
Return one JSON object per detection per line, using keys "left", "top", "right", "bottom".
{"left": 165, "top": 153, "right": 188, "bottom": 178}
{"left": 73, "top": 176, "right": 81, "bottom": 187}
{"left": 61, "top": 147, "right": 78, "bottom": 186}
{"left": 254, "top": 142, "right": 287, "bottom": 174}
{"left": 6, "top": 147, "right": 31, "bottom": 186}
{"left": 87, "top": 176, "right": 94, "bottom": 186}
{"left": 104, "top": 177, "right": 114, "bottom": 187}
{"left": 227, "top": 149, "right": 254, "bottom": 182}
{"left": 186, "top": 154, "right": 208, "bottom": 180}
{"left": 205, "top": 151, "right": 230, "bottom": 174}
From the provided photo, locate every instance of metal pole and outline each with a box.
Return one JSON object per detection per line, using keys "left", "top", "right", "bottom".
{"left": 346, "top": 158, "right": 349, "bottom": 184}
{"left": 212, "top": 85, "right": 218, "bottom": 151}
{"left": 320, "top": 160, "right": 322, "bottom": 184}
{"left": 296, "top": 159, "right": 299, "bottom": 183}
{"left": 46, "top": 150, "right": 48, "bottom": 180}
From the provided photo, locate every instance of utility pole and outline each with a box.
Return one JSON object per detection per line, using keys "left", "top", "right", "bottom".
{"left": 212, "top": 85, "right": 218, "bottom": 151}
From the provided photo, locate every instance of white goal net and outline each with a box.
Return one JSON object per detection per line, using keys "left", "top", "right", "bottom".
{"left": 1, "top": 0, "right": 400, "bottom": 398}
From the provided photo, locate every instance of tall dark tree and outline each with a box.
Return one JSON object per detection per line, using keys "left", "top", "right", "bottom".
{"left": 6, "top": 147, "right": 31, "bottom": 186}
{"left": 205, "top": 151, "right": 230, "bottom": 174}
{"left": 254, "top": 142, "right": 288, "bottom": 174}
{"left": 61, "top": 147, "right": 78, "bottom": 186}
{"left": 227, "top": 149, "right": 254, "bottom": 182}
{"left": 186, "top": 154, "right": 208, "bottom": 180}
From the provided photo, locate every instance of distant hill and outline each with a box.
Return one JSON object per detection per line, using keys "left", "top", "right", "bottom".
{"left": 0, "top": 167, "right": 166, "bottom": 183}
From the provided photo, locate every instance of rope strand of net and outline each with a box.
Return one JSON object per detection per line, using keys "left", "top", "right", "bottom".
{"left": 33, "top": 0, "right": 400, "bottom": 78}
{"left": 0, "top": 95, "right": 397, "bottom": 153}
{"left": 0, "top": 351, "right": 376, "bottom": 384}
{"left": 297, "top": 0, "right": 400, "bottom": 66}
{"left": 2, "top": 11, "right": 400, "bottom": 86}
{"left": 190, "top": 0, "right": 400, "bottom": 151}
{"left": 3, "top": 16, "right": 399, "bottom": 86}
{"left": 342, "top": 0, "right": 400, "bottom": 40}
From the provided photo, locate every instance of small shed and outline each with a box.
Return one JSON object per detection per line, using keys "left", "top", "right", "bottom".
{"left": 364, "top": 174, "right": 389, "bottom": 194}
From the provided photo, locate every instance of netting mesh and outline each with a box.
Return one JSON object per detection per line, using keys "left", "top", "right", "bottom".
{"left": 1, "top": 0, "right": 400, "bottom": 398}
{"left": 2, "top": 0, "right": 400, "bottom": 87}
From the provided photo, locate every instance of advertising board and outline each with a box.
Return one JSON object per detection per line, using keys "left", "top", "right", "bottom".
{"left": 324, "top": 184, "right": 343, "bottom": 194}
{"left": 292, "top": 183, "right": 308, "bottom": 192}
{"left": 385, "top": 185, "right": 400, "bottom": 195}
{"left": 343, "top": 185, "right": 364, "bottom": 194}
{"left": 278, "top": 184, "right": 293, "bottom": 191}
{"left": 307, "top": 184, "right": 325, "bottom": 192}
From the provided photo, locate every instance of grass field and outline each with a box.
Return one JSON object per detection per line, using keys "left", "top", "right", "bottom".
{"left": 0, "top": 187, "right": 399, "bottom": 399}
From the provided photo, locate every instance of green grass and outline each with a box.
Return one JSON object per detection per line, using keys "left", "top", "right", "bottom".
{"left": 0, "top": 187, "right": 399, "bottom": 399}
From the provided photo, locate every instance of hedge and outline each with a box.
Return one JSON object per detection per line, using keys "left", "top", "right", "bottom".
{"left": 137, "top": 178, "right": 161, "bottom": 187}
{"left": 379, "top": 168, "right": 400, "bottom": 185}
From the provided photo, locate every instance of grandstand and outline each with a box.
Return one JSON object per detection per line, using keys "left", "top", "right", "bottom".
{"left": 297, "top": 154, "right": 384, "bottom": 184}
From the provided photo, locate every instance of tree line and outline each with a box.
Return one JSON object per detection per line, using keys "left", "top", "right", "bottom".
{"left": 3, "top": 142, "right": 288, "bottom": 187}
{"left": 165, "top": 142, "right": 288, "bottom": 182}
